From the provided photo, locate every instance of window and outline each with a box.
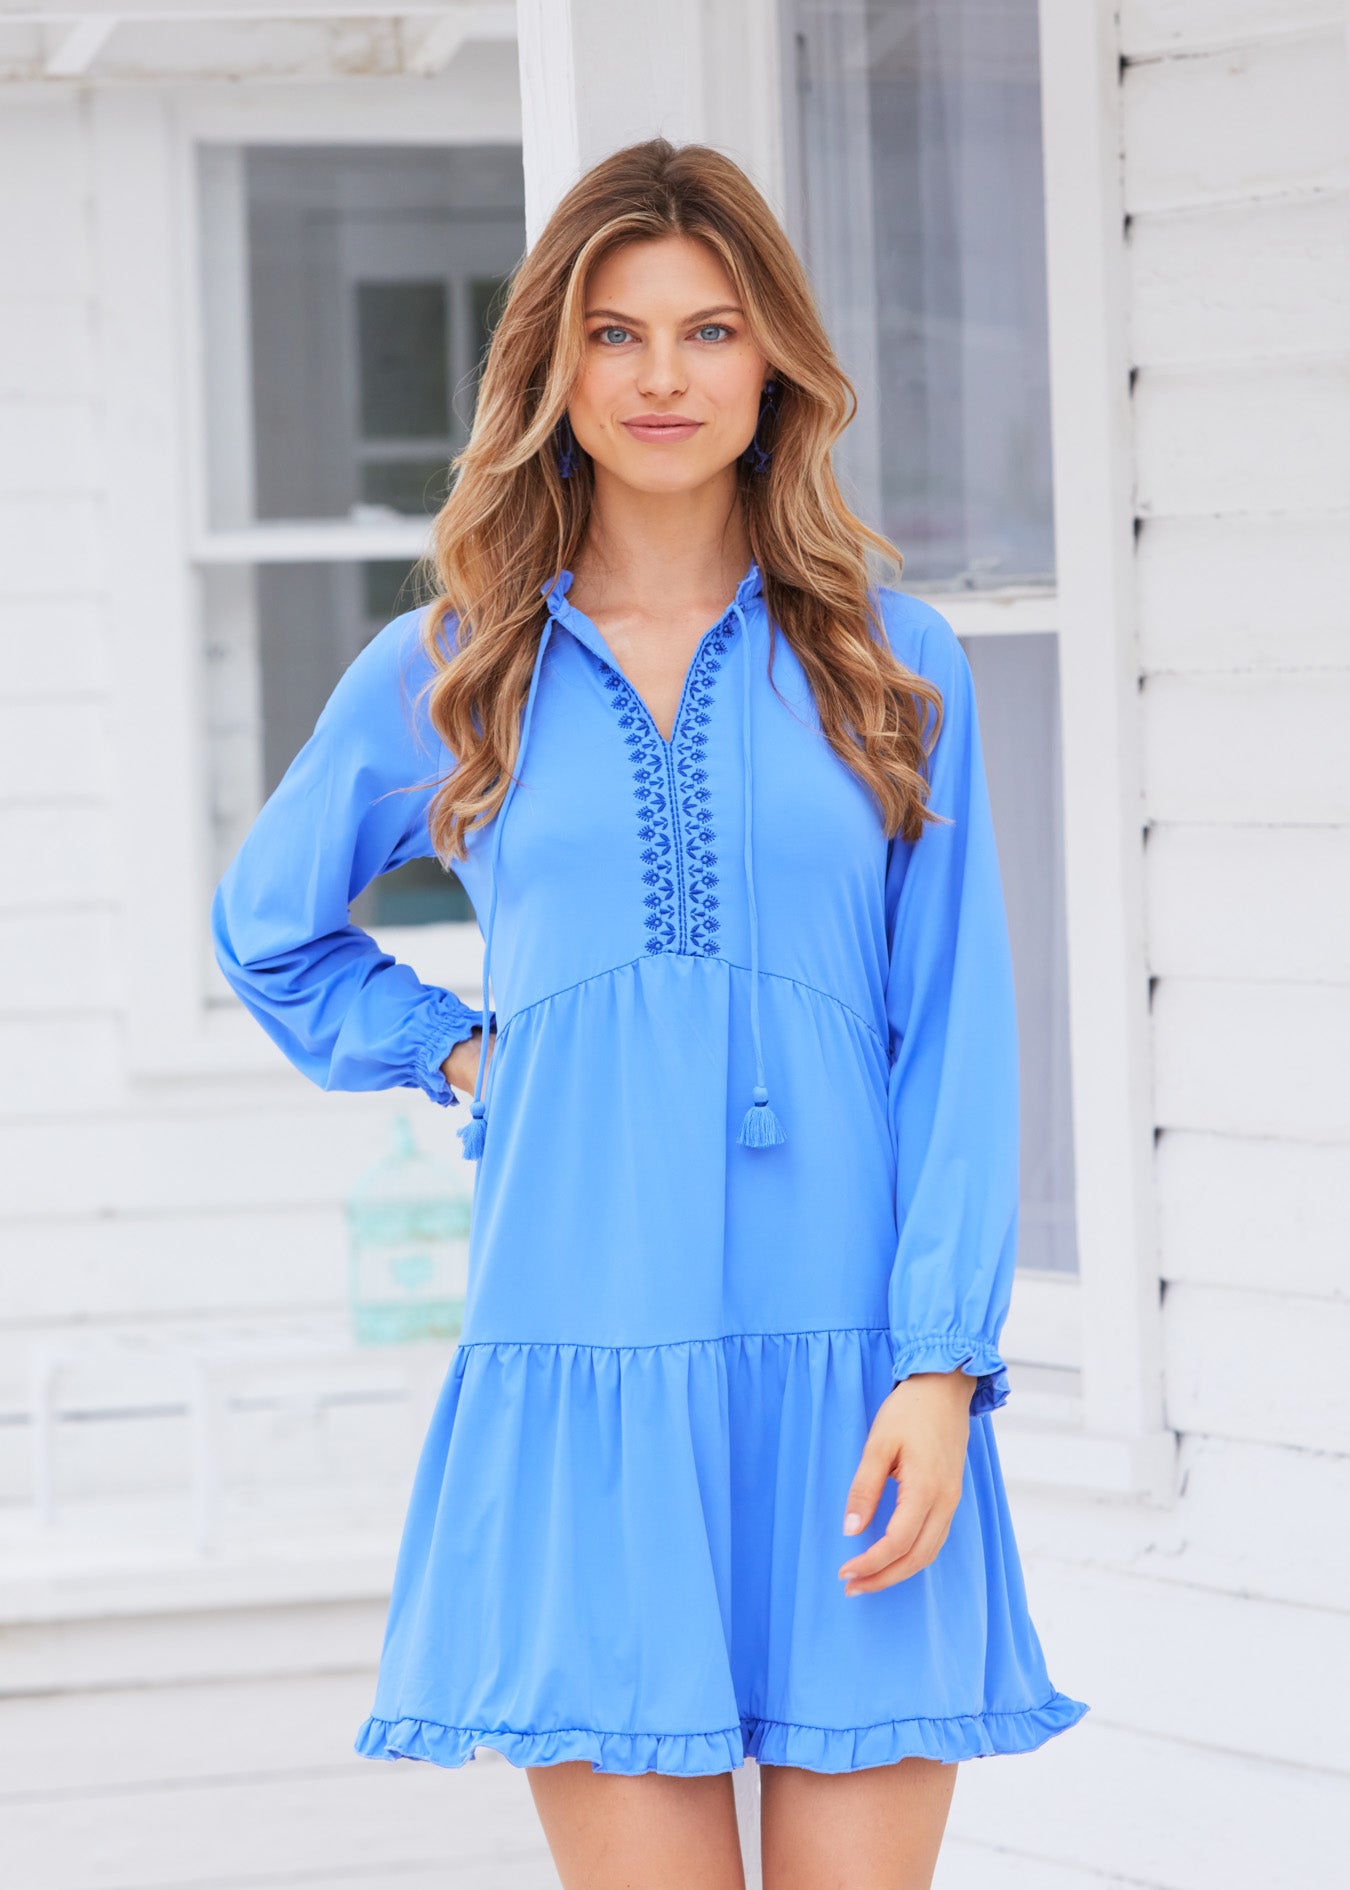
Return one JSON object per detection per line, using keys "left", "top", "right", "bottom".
{"left": 785, "top": 0, "right": 1079, "bottom": 1277}
{"left": 196, "top": 142, "right": 527, "bottom": 935}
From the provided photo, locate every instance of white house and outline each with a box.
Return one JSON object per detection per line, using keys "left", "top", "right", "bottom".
{"left": 1, "top": 3, "right": 1346, "bottom": 1886}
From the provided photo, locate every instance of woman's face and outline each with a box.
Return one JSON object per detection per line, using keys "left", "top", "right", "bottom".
{"left": 565, "top": 234, "right": 770, "bottom": 497}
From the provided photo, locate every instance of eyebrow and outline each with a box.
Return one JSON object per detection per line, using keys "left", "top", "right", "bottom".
{"left": 584, "top": 304, "right": 744, "bottom": 324}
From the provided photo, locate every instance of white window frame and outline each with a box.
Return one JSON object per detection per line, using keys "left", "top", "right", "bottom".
{"left": 99, "top": 61, "right": 520, "bottom": 1091}
{"left": 526, "top": 0, "right": 1171, "bottom": 1497}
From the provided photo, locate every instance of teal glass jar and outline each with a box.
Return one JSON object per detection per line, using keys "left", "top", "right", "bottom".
{"left": 346, "top": 1114, "right": 471, "bottom": 1345}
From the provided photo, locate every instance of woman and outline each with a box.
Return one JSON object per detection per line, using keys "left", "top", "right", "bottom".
{"left": 212, "top": 138, "right": 1087, "bottom": 1890}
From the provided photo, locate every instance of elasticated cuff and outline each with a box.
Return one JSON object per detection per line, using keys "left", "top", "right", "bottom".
{"left": 412, "top": 990, "right": 496, "bottom": 1108}
{"left": 890, "top": 1332, "right": 1010, "bottom": 1416}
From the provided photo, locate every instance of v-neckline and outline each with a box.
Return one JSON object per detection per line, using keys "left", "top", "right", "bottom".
{"left": 544, "top": 564, "right": 759, "bottom": 750}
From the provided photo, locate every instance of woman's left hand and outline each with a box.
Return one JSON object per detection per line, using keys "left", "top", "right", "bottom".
{"left": 837, "top": 1370, "right": 975, "bottom": 1595}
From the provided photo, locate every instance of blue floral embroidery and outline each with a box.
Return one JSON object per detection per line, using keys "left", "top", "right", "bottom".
{"left": 602, "top": 670, "right": 678, "bottom": 953}
{"left": 678, "top": 628, "right": 733, "bottom": 954}
{"left": 598, "top": 614, "right": 738, "bottom": 957}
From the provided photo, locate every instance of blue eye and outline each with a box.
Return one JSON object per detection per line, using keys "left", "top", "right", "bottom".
{"left": 597, "top": 326, "right": 631, "bottom": 345}
{"left": 697, "top": 323, "right": 732, "bottom": 342}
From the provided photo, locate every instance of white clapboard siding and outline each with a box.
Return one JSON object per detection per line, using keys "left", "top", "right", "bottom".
{"left": 0, "top": 497, "right": 105, "bottom": 597}
{"left": 0, "top": 402, "right": 99, "bottom": 500}
{"left": 0, "top": 1669, "right": 387, "bottom": 1797}
{"left": 0, "top": 699, "right": 110, "bottom": 803}
{"left": 1, "top": 1598, "right": 389, "bottom": 1696}
{"left": 0, "top": 809, "right": 117, "bottom": 911}
{"left": 1152, "top": 978, "right": 1350, "bottom": 1142}
{"left": 1, "top": 1733, "right": 549, "bottom": 1890}
{"left": 1121, "top": 0, "right": 1344, "bottom": 60}
{"left": 0, "top": 909, "right": 121, "bottom": 1014}
{"left": 1122, "top": 26, "right": 1350, "bottom": 213}
{"left": 0, "top": 1671, "right": 555, "bottom": 1890}
{"left": 0, "top": 1377, "right": 407, "bottom": 1512}
{"left": 1146, "top": 826, "right": 1350, "bottom": 983}
{"left": 1136, "top": 513, "right": 1350, "bottom": 674}
{"left": 1162, "top": 1280, "right": 1350, "bottom": 1454}
{"left": 941, "top": 1716, "right": 1344, "bottom": 1890}
{"left": 0, "top": 102, "right": 91, "bottom": 298}
{"left": 0, "top": 297, "right": 95, "bottom": 403}
{"left": 0, "top": 600, "right": 112, "bottom": 699}
{"left": 936, "top": 1847, "right": 1139, "bottom": 1890}
{"left": 1135, "top": 361, "right": 1350, "bottom": 518}
{"left": 1156, "top": 1129, "right": 1349, "bottom": 1302}
{"left": 1028, "top": 1556, "right": 1350, "bottom": 1773}
{"left": 1158, "top": 1433, "right": 1350, "bottom": 1613}
{"left": 1129, "top": 192, "right": 1350, "bottom": 369}
{"left": 1, "top": 1097, "right": 472, "bottom": 1221}
{"left": 0, "top": 1206, "right": 356, "bottom": 1326}
{"left": 1143, "top": 672, "right": 1350, "bottom": 825}
{"left": 0, "top": 1017, "right": 125, "bottom": 1115}
{"left": 1011, "top": 1432, "right": 1350, "bottom": 1614}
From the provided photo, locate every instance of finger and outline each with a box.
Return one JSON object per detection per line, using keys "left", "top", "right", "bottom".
{"left": 841, "top": 1433, "right": 896, "bottom": 1537}
{"left": 844, "top": 1511, "right": 954, "bottom": 1595}
{"left": 839, "top": 1481, "right": 935, "bottom": 1581}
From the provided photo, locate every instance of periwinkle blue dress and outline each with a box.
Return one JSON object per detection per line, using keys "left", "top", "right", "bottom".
{"left": 211, "top": 558, "right": 1089, "bottom": 1774}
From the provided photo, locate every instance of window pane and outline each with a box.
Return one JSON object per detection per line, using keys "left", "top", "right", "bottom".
{"left": 787, "top": 0, "right": 1054, "bottom": 587}
{"left": 962, "top": 635, "right": 1078, "bottom": 1274}
{"left": 198, "top": 143, "right": 526, "bottom": 527}
{"left": 356, "top": 281, "right": 450, "bottom": 440}
{"left": 203, "top": 559, "right": 476, "bottom": 931}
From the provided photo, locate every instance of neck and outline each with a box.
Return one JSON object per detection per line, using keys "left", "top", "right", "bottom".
{"left": 571, "top": 466, "right": 753, "bottom": 615}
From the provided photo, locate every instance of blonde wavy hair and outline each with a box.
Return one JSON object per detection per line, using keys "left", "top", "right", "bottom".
{"left": 411, "top": 136, "right": 944, "bottom": 861}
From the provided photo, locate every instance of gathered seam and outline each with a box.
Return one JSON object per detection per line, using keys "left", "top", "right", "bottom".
{"left": 454, "top": 1326, "right": 893, "bottom": 1356}
{"left": 364, "top": 1694, "right": 1076, "bottom": 1743}
{"left": 496, "top": 952, "right": 886, "bottom": 1052}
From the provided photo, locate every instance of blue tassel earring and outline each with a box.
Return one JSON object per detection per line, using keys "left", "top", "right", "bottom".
{"left": 744, "top": 378, "right": 779, "bottom": 475}
{"left": 554, "top": 410, "right": 580, "bottom": 479}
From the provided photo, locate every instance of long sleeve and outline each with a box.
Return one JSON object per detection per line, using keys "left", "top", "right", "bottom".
{"left": 210, "top": 607, "right": 490, "bottom": 1109}
{"left": 882, "top": 600, "right": 1018, "bottom": 1416}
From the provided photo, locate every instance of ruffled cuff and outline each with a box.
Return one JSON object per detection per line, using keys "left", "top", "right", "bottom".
{"left": 411, "top": 989, "right": 495, "bottom": 1109}
{"left": 890, "top": 1332, "right": 1010, "bottom": 1416}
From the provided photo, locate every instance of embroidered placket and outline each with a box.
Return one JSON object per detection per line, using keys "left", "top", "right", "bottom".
{"left": 599, "top": 612, "right": 737, "bottom": 957}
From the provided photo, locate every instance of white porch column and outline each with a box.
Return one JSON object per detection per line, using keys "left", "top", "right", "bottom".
{"left": 515, "top": 0, "right": 787, "bottom": 247}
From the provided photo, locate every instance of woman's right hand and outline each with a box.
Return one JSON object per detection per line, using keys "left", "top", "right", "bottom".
{"left": 441, "top": 1025, "right": 495, "bottom": 1096}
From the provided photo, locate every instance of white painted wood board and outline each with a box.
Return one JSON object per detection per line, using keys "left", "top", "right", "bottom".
{"left": 942, "top": 1715, "right": 1346, "bottom": 1890}
{"left": 1145, "top": 825, "right": 1350, "bottom": 983}
{"left": 1156, "top": 1129, "right": 1350, "bottom": 1302}
{"left": 1129, "top": 191, "right": 1350, "bottom": 369}
{"left": 1, "top": 1098, "right": 472, "bottom": 1221}
{"left": 1011, "top": 1432, "right": 1350, "bottom": 1615}
{"left": 1151, "top": 978, "right": 1350, "bottom": 1141}
{"left": 1122, "top": 27, "right": 1350, "bottom": 213}
{"left": 1, "top": 1598, "right": 389, "bottom": 1696}
{"left": 0, "top": 699, "right": 110, "bottom": 802}
{"left": 1121, "top": 0, "right": 1344, "bottom": 60}
{"left": 1135, "top": 362, "right": 1350, "bottom": 518}
{"left": 1163, "top": 1278, "right": 1350, "bottom": 1452}
{"left": 0, "top": 600, "right": 113, "bottom": 698}
{"left": 0, "top": 295, "right": 95, "bottom": 401}
{"left": 0, "top": 497, "right": 104, "bottom": 596}
{"left": 1143, "top": 672, "right": 1350, "bottom": 824}
{"left": 1137, "top": 513, "right": 1350, "bottom": 675}
{"left": 1028, "top": 1556, "right": 1350, "bottom": 1771}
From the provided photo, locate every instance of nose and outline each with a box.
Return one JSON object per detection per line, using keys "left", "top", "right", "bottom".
{"left": 635, "top": 331, "right": 687, "bottom": 399}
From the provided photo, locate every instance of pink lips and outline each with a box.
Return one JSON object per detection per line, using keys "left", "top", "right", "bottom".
{"left": 622, "top": 418, "right": 703, "bottom": 443}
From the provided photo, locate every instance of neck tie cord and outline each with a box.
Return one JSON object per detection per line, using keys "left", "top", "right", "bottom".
{"left": 735, "top": 597, "right": 786, "bottom": 1149}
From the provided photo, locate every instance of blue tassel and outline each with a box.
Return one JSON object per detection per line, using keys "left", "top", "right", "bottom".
{"left": 738, "top": 1084, "right": 786, "bottom": 1148}
{"left": 458, "top": 1097, "right": 487, "bottom": 1161}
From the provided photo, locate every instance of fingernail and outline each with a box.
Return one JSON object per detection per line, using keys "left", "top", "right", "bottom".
{"left": 843, "top": 1511, "right": 863, "bottom": 1534}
